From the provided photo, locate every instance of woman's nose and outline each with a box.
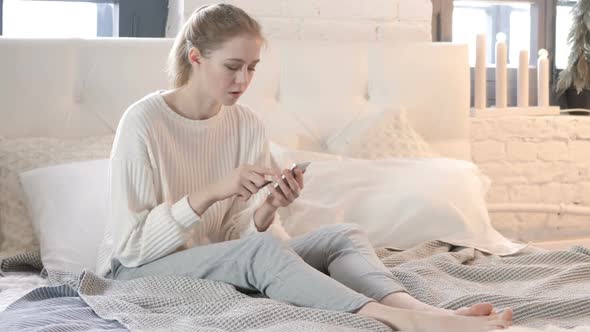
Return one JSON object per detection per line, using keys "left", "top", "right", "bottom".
{"left": 235, "top": 67, "right": 247, "bottom": 84}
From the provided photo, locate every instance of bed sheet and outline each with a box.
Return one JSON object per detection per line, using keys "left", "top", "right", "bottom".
{"left": 2, "top": 242, "right": 590, "bottom": 331}
{"left": 0, "top": 272, "right": 49, "bottom": 312}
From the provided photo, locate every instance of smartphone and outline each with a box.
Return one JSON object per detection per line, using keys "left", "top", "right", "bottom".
{"left": 261, "top": 161, "right": 310, "bottom": 190}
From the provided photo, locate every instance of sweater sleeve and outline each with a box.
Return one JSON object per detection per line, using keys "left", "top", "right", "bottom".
{"left": 109, "top": 159, "right": 201, "bottom": 268}
{"left": 107, "top": 106, "right": 201, "bottom": 268}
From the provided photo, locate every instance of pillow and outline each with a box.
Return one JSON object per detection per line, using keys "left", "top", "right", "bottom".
{"left": 327, "top": 108, "right": 438, "bottom": 159}
{"left": 19, "top": 159, "right": 109, "bottom": 273}
{"left": 269, "top": 141, "right": 342, "bottom": 167}
{"left": 278, "top": 157, "right": 526, "bottom": 255}
{"left": 0, "top": 136, "right": 113, "bottom": 257}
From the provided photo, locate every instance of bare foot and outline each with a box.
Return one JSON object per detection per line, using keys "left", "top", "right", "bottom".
{"left": 358, "top": 302, "right": 513, "bottom": 332}
{"left": 380, "top": 292, "right": 498, "bottom": 317}
{"left": 454, "top": 303, "right": 495, "bottom": 316}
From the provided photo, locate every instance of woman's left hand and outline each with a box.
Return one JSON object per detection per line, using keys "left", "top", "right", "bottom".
{"left": 265, "top": 166, "right": 305, "bottom": 208}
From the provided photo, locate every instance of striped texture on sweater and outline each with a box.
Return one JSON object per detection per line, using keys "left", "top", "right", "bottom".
{"left": 96, "top": 92, "right": 272, "bottom": 276}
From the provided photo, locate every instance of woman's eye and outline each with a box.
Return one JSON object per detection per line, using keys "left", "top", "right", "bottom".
{"left": 248, "top": 67, "right": 256, "bottom": 72}
{"left": 225, "top": 65, "right": 240, "bottom": 71}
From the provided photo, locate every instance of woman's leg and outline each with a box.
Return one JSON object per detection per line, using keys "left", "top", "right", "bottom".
{"left": 288, "top": 223, "right": 404, "bottom": 301}
{"left": 110, "top": 230, "right": 512, "bottom": 331}
{"left": 287, "top": 224, "right": 498, "bottom": 316}
{"left": 110, "top": 231, "right": 372, "bottom": 312}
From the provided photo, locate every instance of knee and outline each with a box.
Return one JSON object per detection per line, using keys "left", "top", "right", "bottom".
{"left": 312, "top": 223, "right": 371, "bottom": 253}
{"left": 249, "top": 232, "right": 299, "bottom": 273}
{"left": 317, "top": 223, "right": 366, "bottom": 241}
{"left": 252, "top": 232, "right": 291, "bottom": 257}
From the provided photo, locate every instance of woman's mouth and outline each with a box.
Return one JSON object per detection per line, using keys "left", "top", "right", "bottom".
{"left": 229, "top": 91, "right": 242, "bottom": 97}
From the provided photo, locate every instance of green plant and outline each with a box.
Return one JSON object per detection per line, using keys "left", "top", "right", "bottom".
{"left": 556, "top": 0, "right": 590, "bottom": 96}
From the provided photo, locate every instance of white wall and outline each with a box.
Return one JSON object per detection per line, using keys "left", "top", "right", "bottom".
{"left": 472, "top": 116, "right": 590, "bottom": 243}
{"left": 177, "top": 0, "right": 432, "bottom": 42}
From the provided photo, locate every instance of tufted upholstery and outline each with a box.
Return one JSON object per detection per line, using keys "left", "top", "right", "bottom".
{"left": 0, "top": 38, "right": 470, "bottom": 160}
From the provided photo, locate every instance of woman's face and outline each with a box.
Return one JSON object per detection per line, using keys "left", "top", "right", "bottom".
{"left": 194, "top": 34, "right": 262, "bottom": 106}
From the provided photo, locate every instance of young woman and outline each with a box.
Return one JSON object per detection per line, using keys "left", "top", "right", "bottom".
{"left": 96, "top": 4, "right": 512, "bottom": 331}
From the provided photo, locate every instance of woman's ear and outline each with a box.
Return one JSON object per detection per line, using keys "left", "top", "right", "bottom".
{"left": 188, "top": 47, "right": 201, "bottom": 65}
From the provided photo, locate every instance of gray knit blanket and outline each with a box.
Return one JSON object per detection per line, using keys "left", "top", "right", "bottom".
{"left": 377, "top": 241, "right": 590, "bottom": 328}
{"left": 1, "top": 241, "right": 590, "bottom": 331}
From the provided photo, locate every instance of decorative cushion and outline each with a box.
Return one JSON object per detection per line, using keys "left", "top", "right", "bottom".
{"left": 0, "top": 136, "right": 114, "bottom": 257}
{"left": 327, "top": 108, "right": 437, "bottom": 159}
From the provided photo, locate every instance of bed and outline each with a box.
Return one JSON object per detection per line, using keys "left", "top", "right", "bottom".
{"left": 0, "top": 37, "right": 589, "bottom": 332}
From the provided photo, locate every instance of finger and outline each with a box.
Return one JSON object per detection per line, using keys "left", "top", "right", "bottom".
{"left": 242, "top": 180, "right": 259, "bottom": 195}
{"left": 248, "top": 165, "right": 277, "bottom": 176}
{"left": 283, "top": 170, "right": 301, "bottom": 197}
{"left": 268, "top": 184, "right": 289, "bottom": 205}
{"left": 238, "top": 188, "right": 251, "bottom": 201}
{"left": 275, "top": 174, "right": 294, "bottom": 201}
{"left": 247, "top": 171, "right": 268, "bottom": 187}
{"left": 294, "top": 168, "right": 304, "bottom": 189}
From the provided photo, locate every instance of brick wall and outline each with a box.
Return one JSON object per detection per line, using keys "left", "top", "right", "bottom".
{"left": 471, "top": 116, "right": 590, "bottom": 242}
{"left": 180, "top": 0, "right": 432, "bottom": 42}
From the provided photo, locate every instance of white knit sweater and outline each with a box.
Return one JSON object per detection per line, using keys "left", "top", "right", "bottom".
{"left": 95, "top": 91, "right": 273, "bottom": 277}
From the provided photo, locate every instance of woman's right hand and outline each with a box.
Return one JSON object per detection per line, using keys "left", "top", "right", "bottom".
{"left": 210, "top": 165, "right": 277, "bottom": 202}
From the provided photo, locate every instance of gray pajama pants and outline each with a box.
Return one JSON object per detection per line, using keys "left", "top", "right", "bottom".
{"left": 107, "top": 223, "right": 407, "bottom": 313}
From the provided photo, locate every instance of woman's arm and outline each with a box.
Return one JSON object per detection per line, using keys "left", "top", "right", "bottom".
{"left": 253, "top": 165, "right": 305, "bottom": 231}
{"left": 109, "top": 159, "right": 201, "bottom": 268}
{"left": 187, "top": 190, "right": 219, "bottom": 216}
{"left": 187, "top": 163, "right": 276, "bottom": 217}
{"left": 253, "top": 202, "right": 278, "bottom": 231}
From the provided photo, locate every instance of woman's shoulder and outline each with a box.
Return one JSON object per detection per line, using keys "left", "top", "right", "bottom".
{"left": 119, "top": 92, "right": 163, "bottom": 128}
{"left": 111, "top": 93, "right": 162, "bottom": 161}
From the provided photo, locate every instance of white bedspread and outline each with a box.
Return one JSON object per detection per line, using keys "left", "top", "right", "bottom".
{"left": 0, "top": 273, "right": 48, "bottom": 312}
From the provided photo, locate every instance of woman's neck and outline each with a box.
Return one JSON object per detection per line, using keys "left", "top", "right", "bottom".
{"left": 166, "top": 83, "right": 222, "bottom": 121}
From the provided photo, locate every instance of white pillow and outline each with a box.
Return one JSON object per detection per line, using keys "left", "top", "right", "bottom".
{"left": 270, "top": 141, "right": 342, "bottom": 167}
{"left": 0, "top": 136, "right": 113, "bottom": 257}
{"left": 327, "top": 108, "right": 437, "bottom": 159}
{"left": 19, "top": 159, "right": 109, "bottom": 273}
{"left": 278, "top": 157, "right": 526, "bottom": 255}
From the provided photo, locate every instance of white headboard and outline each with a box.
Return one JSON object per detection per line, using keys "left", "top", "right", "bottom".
{"left": 0, "top": 38, "right": 470, "bottom": 160}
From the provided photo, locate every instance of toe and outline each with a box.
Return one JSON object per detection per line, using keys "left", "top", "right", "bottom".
{"left": 456, "top": 303, "right": 494, "bottom": 316}
{"left": 501, "top": 308, "right": 514, "bottom": 323}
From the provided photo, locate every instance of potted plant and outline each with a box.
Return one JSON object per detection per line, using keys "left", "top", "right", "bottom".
{"left": 556, "top": 0, "right": 590, "bottom": 110}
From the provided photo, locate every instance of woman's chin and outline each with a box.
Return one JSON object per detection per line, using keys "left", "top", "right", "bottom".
{"left": 222, "top": 91, "right": 244, "bottom": 105}
{"left": 222, "top": 101, "right": 238, "bottom": 107}
{"left": 221, "top": 97, "right": 240, "bottom": 106}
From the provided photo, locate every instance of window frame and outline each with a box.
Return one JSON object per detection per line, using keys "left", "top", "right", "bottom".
{"left": 0, "top": 0, "right": 169, "bottom": 38}
{"left": 432, "top": 0, "right": 560, "bottom": 107}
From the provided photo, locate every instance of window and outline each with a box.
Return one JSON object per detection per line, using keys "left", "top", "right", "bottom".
{"left": 452, "top": 1, "right": 536, "bottom": 66}
{"left": 452, "top": 3, "right": 490, "bottom": 66}
{"left": 0, "top": 0, "right": 169, "bottom": 38}
{"left": 2, "top": 0, "right": 115, "bottom": 37}
{"left": 433, "top": 0, "right": 560, "bottom": 107}
{"left": 555, "top": 1, "right": 576, "bottom": 70}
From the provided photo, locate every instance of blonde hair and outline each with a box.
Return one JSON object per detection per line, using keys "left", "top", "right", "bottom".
{"left": 167, "top": 4, "right": 264, "bottom": 88}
